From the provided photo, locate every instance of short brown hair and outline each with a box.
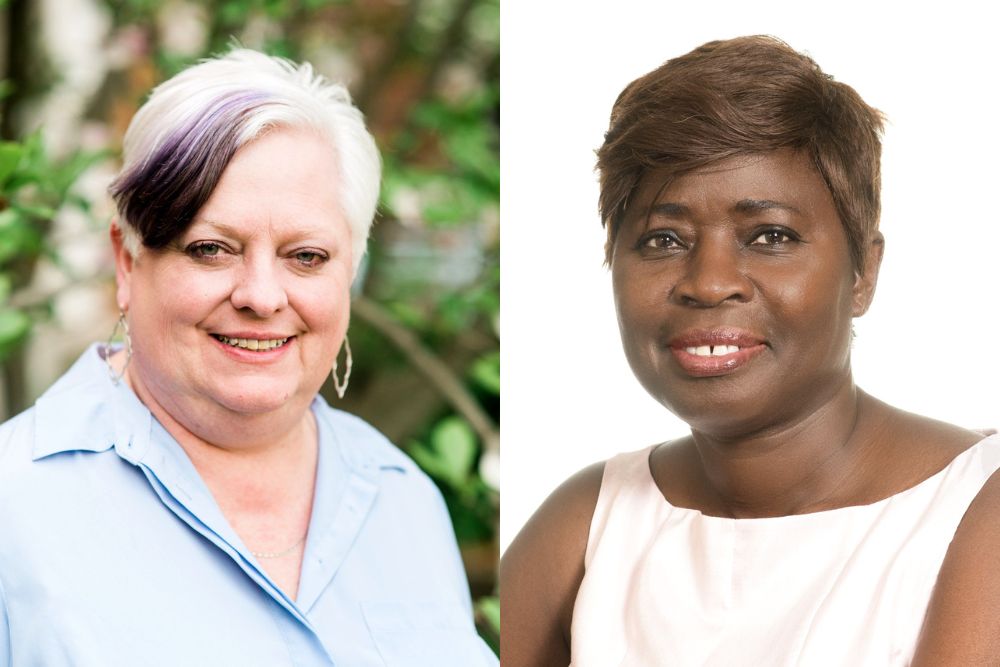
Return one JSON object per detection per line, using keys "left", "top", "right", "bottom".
{"left": 597, "top": 35, "right": 885, "bottom": 269}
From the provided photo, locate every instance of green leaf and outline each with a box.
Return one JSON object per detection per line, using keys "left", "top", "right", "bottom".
{"left": 429, "top": 417, "right": 478, "bottom": 487}
{"left": 410, "top": 417, "right": 480, "bottom": 490}
{"left": 446, "top": 497, "right": 494, "bottom": 542}
{"left": 0, "top": 142, "right": 23, "bottom": 186}
{"left": 469, "top": 351, "right": 500, "bottom": 395}
{"left": 475, "top": 594, "right": 500, "bottom": 655}
{"left": 0, "top": 274, "right": 11, "bottom": 303}
{"left": 408, "top": 439, "right": 446, "bottom": 480}
{"left": 10, "top": 203, "right": 56, "bottom": 219}
{"left": 0, "top": 308, "right": 30, "bottom": 346}
{"left": 219, "top": 0, "right": 252, "bottom": 25}
{"left": 0, "top": 208, "right": 43, "bottom": 264}
{"left": 476, "top": 596, "right": 500, "bottom": 634}
{"left": 386, "top": 301, "right": 427, "bottom": 329}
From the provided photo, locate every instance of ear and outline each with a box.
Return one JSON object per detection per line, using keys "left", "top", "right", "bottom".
{"left": 852, "top": 232, "right": 884, "bottom": 317}
{"left": 109, "top": 221, "right": 135, "bottom": 312}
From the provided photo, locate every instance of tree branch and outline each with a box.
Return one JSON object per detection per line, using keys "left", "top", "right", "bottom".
{"left": 351, "top": 295, "right": 498, "bottom": 455}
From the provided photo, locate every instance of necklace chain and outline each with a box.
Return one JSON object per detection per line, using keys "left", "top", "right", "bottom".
{"left": 250, "top": 533, "right": 307, "bottom": 559}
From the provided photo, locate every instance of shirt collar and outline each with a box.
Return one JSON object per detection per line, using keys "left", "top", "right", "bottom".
{"left": 32, "top": 343, "right": 151, "bottom": 461}
{"left": 31, "top": 343, "right": 406, "bottom": 474}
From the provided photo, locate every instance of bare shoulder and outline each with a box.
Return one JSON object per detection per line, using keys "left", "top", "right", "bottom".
{"left": 911, "top": 448, "right": 1000, "bottom": 665}
{"left": 866, "top": 397, "right": 986, "bottom": 482}
{"left": 500, "top": 461, "right": 606, "bottom": 667}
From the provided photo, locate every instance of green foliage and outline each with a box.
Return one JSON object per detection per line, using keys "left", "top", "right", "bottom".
{"left": 410, "top": 416, "right": 478, "bottom": 488}
{"left": 0, "top": 142, "right": 23, "bottom": 185}
{"left": 469, "top": 350, "right": 500, "bottom": 395}
{"left": 475, "top": 594, "right": 500, "bottom": 653}
{"left": 407, "top": 346, "right": 499, "bottom": 544}
{"left": 382, "top": 86, "right": 500, "bottom": 228}
{"left": 0, "top": 312, "right": 30, "bottom": 358}
{"left": 0, "top": 129, "right": 108, "bottom": 363}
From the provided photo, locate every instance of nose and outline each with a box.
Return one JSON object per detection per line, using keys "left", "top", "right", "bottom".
{"left": 671, "top": 238, "right": 754, "bottom": 307}
{"left": 230, "top": 256, "right": 289, "bottom": 317}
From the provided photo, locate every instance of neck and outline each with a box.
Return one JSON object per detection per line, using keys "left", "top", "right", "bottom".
{"left": 117, "top": 354, "right": 318, "bottom": 508}
{"left": 687, "top": 378, "right": 883, "bottom": 518}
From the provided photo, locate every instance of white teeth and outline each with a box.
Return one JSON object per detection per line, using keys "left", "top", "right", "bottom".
{"left": 216, "top": 335, "right": 288, "bottom": 351}
{"left": 686, "top": 344, "right": 741, "bottom": 357}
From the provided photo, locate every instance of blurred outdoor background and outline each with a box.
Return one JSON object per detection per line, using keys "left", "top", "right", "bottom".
{"left": 0, "top": 0, "right": 498, "bottom": 651}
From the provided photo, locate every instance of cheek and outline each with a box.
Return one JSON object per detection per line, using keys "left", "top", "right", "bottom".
{"left": 293, "top": 278, "right": 351, "bottom": 332}
{"left": 612, "top": 265, "right": 667, "bottom": 367}
{"left": 613, "top": 262, "right": 669, "bottom": 323}
{"left": 139, "top": 267, "right": 230, "bottom": 327}
{"left": 764, "top": 261, "right": 856, "bottom": 353}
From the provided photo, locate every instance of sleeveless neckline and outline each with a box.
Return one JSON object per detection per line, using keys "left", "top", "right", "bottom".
{"left": 574, "top": 430, "right": 1000, "bottom": 665}
{"left": 642, "top": 432, "right": 1000, "bottom": 525}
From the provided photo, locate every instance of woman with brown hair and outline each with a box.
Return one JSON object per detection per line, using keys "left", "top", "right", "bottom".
{"left": 502, "top": 36, "right": 1000, "bottom": 666}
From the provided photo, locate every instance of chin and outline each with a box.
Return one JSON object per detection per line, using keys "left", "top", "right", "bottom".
{"left": 647, "top": 376, "right": 773, "bottom": 436}
{"left": 670, "top": 406, "right": 773, "bottom": 440}
{"left": 208, "top": 378, "right": 304, "bottom": 416}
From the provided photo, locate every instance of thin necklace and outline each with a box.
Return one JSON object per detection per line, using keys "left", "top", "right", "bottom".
{"left": 250, "top": 534, "right": 307, "bottom": 559}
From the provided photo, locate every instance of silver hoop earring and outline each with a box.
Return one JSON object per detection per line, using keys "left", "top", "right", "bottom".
{"left": 106, "top": 309, "right": 132, "bottom": 385}
{"left": 331, "top": 336, "right": 352, "bottom": 399}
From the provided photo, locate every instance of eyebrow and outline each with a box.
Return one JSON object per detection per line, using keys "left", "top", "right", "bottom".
{"left": 648, "top": 199, "right": 799, "bottom": 218}
{"left": 192, "top": 218, "right": 332, "bottom": 240}
{"left": 193, "top": 219, "right": 243, "bottom": 237}
{"left": 731, "top": 199, "right": 800, "bottom": 215}
{"left": 648, "top": 202, "right": 689, "bottom": 217}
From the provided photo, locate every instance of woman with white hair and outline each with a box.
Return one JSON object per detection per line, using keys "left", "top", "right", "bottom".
{"left": 0, "top": 49, "right": 496, "bottom": 666}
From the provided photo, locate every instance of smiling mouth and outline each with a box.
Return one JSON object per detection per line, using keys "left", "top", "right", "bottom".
{"left": 667, "top": 328, "right": 767, "bottom": 377}
{"left": 670, "top": 344, "right": 766, "bottom": 377}
{"left": 211, "top": 334, "right": 292, "bottom": 351}
{"left": 683, "top": 344, "right": 742, "bottom": 357}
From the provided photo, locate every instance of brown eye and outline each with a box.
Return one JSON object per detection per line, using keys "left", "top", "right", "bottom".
{"left": 640, "top": 232, "right": 682, "bottom": 250}
{"left": 750, "top": 229, "right": 795, "bottom": 245}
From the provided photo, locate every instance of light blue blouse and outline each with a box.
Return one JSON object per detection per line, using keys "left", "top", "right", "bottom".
{"left": 0, "top": 344, "right": 497, "bottom": 666}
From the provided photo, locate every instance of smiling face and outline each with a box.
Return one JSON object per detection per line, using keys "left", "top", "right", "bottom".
{"left": 611, "top": 150, "right": 882, "bottom": 437}
{"left": 113, "top": 127, "right": 352, "bottom": 437}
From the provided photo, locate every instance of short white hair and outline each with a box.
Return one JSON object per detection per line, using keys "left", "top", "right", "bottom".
{"left": 110, "top": 48, "right": 381, "bottom": 276}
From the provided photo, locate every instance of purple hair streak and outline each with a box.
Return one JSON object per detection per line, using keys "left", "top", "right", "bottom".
{"left": 108, "top": 49, "right": 381, "bottom": 274}
{"left": 110, "top": 91, "right": 270, "bottom": 249}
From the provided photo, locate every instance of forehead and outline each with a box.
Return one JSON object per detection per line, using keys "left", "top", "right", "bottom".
{"left": 193, "top": 127, "right": 347, "bottom": 238}
{"left": 213, "top": 127, "right": 338, "bottom": 196}
{"left": 631, "top": 150, "right": 837, "bottom": 220}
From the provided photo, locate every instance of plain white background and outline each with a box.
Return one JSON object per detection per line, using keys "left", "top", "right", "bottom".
{"left": 500, "top": 1, "right": 1000, "bottom": 552}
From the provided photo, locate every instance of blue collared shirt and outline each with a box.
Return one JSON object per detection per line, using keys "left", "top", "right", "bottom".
{"left": 0, "top": 345, "right": 497, "bottom": 666}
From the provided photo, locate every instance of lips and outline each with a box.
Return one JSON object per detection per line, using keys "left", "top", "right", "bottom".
{"left": 209, "top": 331, "right": 296, "bottom": 359}
{"left": 667, "top": 328, "right": 767, "bottom": 377}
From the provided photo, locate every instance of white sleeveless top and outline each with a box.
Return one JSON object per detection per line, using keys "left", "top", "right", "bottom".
{"left": 570, "top": 434, "right": 1000, "bottom": 666}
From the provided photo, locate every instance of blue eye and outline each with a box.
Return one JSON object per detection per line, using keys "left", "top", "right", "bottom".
{"left": 187, "top": 242, "right": 224, "bottom": 259}
{"left": 294, "top": 250, "right": 327, "bottom": 267}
